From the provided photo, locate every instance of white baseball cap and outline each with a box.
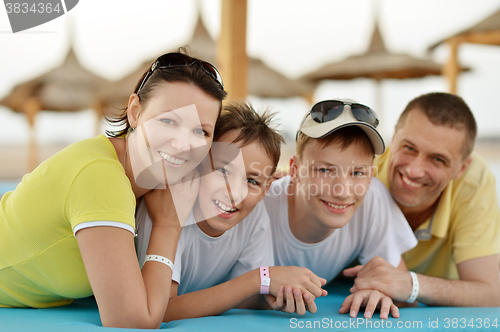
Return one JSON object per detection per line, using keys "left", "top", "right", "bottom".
{"left": 298, "top": 99, "right": 385, "bottom": 155}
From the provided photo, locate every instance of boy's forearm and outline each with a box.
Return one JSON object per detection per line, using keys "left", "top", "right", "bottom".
{"left": 163, "top": 268, "right": 261, "bottom": 322}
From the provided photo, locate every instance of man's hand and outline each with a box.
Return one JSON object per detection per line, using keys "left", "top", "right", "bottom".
{"left": 343, "top": 257, "right": 413, "bottom": 303}
{"left": 339, "top": 290, "right": 400, "bottom": 319}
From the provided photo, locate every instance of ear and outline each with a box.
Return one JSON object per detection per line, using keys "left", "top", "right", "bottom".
{"left": 127, "top": 93, "right": 142, "bottom": 129}
{"left": 289, "top": 156, "right": 299, "bottom": 184}
{"left": 455, "top": 155, "right": 473, "bottom": 180}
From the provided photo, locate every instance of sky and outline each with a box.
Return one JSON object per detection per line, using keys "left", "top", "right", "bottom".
{"left": 1, "top": 0, "right": 500, "bottom": 146}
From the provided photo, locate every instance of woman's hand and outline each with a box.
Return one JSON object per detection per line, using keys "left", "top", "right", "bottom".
{"left": 145, "top": 170, "right": 200, "bottom": 228}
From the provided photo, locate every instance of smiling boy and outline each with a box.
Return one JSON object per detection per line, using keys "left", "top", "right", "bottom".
{"left": 136, "top": 102, "right": 327, "bottom": 321}
{"left": 264, "top": 99, "right": 418, "bottom": 319}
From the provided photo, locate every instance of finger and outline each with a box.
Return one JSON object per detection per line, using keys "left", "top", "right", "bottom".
{"left": 390, "top": 304, "right": 400, "bottom": 318}
{"left": 303, "top": 293, "right": 317, "bottom": 314}
{"left": 275, "top": 286, "right": 284, "bottom": 308}
{"left": 349, "top": 292, "right": 364, "bottom": 318}
{"left": 284, "top": 286, "right": 295, "bottom": 313}
{"left": 379, "top": 296, "right": 392, "bottom": 320}
{"left": 294, "top": 289, "right": 306, "bottom": 315}
{"left": 262, "top": 294, "right": 278, "bottom": 310}
{"left": 343, "top": 265, "right": 364, "bottom": 277}
{"left": 339, "top": 294, "right": 353, "bottom": 314}
{"left": 304, "top": 281, "right": 323, "bottom": 298}
{"left": 311, "top": 276, "right": 328, "bottom": 288}
{"left": 364, "top": 290, "right": 381, "bottom": 319}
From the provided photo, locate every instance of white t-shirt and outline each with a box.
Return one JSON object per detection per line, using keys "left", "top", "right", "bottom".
{"left": 135, "top": 200, "right": 274, "bottom": 295}
{"left": 263, "top": 176, "right": 417, "bottom": 282}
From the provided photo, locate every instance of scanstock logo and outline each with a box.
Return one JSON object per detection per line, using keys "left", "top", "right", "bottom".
{"left": 3, "top": 0, "right": 79, "bottom": 33}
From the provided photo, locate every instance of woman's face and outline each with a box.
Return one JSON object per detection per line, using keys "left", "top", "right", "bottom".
{"left": 127, "top": 81, "right": 220, "bottom": 188}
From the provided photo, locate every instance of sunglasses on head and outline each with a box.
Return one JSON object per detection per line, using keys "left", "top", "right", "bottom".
{"left": 135, "top": 53, "right": 224, "bottom": 95}
{"left": 310, "top": 100, "right": 379, "bottom": 128}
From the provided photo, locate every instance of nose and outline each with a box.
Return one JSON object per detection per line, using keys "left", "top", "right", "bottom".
{"left": 224, "top": 174, "right": 248, "bottom": 207}
{"left": 170, "top": 128, "right": 192, "bottom": 152}
{"left": 331, "top": 175, "right": 353, "bottom": 200}
{"left": 406, "top": 155, "right": 426, "bottom": 179}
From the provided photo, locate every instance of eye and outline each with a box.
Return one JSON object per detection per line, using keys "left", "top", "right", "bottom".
{"left": 247, "top": 178, "right": 260, "bottom": 186}
{"left": 353, "top": 171, "right": 365, "bottom": 177}
{"left": 160, "top": 118, "right": 175, "bottom": 125}
{"left": 404, "top": 145, "right": 415, "bottom": 152}
{"left": 317, "top": 168, "right": 329, "bottom": 173}
{"left": 193, "top": 128, "right": 208, "bottom": 137}
{"left": 434, "top": 157, "right": 445, "bottom": 165}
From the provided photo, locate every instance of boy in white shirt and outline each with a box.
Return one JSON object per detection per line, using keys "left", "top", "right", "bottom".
{"left": 136, "top": 102, "right": 328, "bottom": 322}
{"left": 264, "top": 99, "right": 418, "bottom": 319}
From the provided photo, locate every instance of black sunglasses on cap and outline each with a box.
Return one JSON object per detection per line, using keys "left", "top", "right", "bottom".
{"left": 310, "top": 100, "right": 379, "bottom": 128}
{"left": 135, "top": 53, "right": 224, "bottom": 95}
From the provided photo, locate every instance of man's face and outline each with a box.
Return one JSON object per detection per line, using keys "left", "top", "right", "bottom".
{"left": 292, "top": 139, "right": 373, "bottom": 230}
{"left": 388, "top": 109, "right": 471, "bottom": 210}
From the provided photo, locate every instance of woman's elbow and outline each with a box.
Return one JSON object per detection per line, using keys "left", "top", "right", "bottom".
{"left": 100, "top": 311, "right": 162, "bottom": 329}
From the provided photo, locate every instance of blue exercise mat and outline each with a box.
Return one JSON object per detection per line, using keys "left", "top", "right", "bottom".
{"left": 1, "top": 280, "right": 499, "bottom": 331}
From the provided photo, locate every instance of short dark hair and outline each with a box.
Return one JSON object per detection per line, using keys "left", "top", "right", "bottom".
{"left": 214, "top": 101, "right": 285, "bottom": 174}
{"left": 296, "top": 126, "right": 375, "bottom": 160}
{"left": 395, "top": 92, "right": 477, "bottom": 158}
{"left": 106, "top": 47, "right": 227, "bottom": 137}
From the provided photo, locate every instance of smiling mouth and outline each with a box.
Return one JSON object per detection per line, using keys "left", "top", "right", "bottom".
{"left": 325, "top": 202, "right": 350, "bottom": 209}
{"left": 321, "top": 200, "right": 353, "bottom": 212}
{"left": 159, "top": 151, "right": 187, "bottom": 166}
{"left": 214, "top": 200, "right": 238, "bottom": 214}
{"left": 401, "top": 173, "right": 423, "bottom": 188}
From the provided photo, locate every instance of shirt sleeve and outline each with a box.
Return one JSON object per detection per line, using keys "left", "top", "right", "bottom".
{"left": 452, "top": 170, "right": 500, "bottom": 264}
{"left": 228, "top": 202, "right": 275, "bottom": 280}
{"left": 65, "top": 158, "right": 136, "bottom": 232}
{"left": 358, "top": 180, "right": 418, "bottom": 266}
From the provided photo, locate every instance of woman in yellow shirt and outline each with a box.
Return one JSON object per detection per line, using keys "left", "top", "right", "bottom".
{"left": 0, "top": 50, "right": 226, "bottom": 329}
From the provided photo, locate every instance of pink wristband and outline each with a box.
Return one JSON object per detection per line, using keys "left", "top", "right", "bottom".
{"left": 260, "top": 266, "right": 270, "bottom": 294}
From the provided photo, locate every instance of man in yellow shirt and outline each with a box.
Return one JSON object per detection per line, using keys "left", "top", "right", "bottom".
{"left": 344, "top": 92, "right": 500, "bottom": 306}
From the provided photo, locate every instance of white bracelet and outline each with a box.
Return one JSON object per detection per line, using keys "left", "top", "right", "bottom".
{"left": 407, "top": 271, "right": 419, "bottom": 303}
{"left": 144, "top": 254, "right": 174, "bottom": 272}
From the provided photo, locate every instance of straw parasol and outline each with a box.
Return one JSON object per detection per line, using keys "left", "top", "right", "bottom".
{"left": 429, "top": 7, "right": 500, "bottom": 93}
{"left": 101, "top": 16, "right": 316, "bottom": 117}
{"left": 301, "top": 21, "right": 468, "bottom": 124}
{"left": 0, "top": 47, "right": 110, "bottom": 171}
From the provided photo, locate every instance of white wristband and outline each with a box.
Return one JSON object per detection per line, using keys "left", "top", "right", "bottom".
{"left": 144, "top": 254, "right": 174, "bottom": 272}
{"left": 407, "top": 271, "right": 419, "bottom": 303}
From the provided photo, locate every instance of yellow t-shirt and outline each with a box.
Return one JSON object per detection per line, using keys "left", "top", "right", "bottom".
{"left": 375, "top": 148, "right": 500, "bottom": 280}
{"left": 0, "top": 135, "right": 136, "bottom": 308}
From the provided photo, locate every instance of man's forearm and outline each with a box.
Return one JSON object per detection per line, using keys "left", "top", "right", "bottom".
{"left": 417, "top": 274, "right": 500, "bottom": 307}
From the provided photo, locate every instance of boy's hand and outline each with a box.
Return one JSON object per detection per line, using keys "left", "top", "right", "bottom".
{"left": 263, "top": 286, "right": 318, "bottom": 315}
{"left": 268, "top": 266, "right": 328, "bottom": 300}
{"left": 339, "top": 290, "right": 399, "bottom": 319}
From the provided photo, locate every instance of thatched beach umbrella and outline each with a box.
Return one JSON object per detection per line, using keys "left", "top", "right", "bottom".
{"left": 429, "top": 7, "right": 500, "bottom": 93}
{"left": 101, "top": 16, "right": 316, "bottom": 117}
{"left": 301, "top": 22, "right": 468, "bottom": 121}
{"left": 0, "top": 47, "right": 110, "bottom": 171}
